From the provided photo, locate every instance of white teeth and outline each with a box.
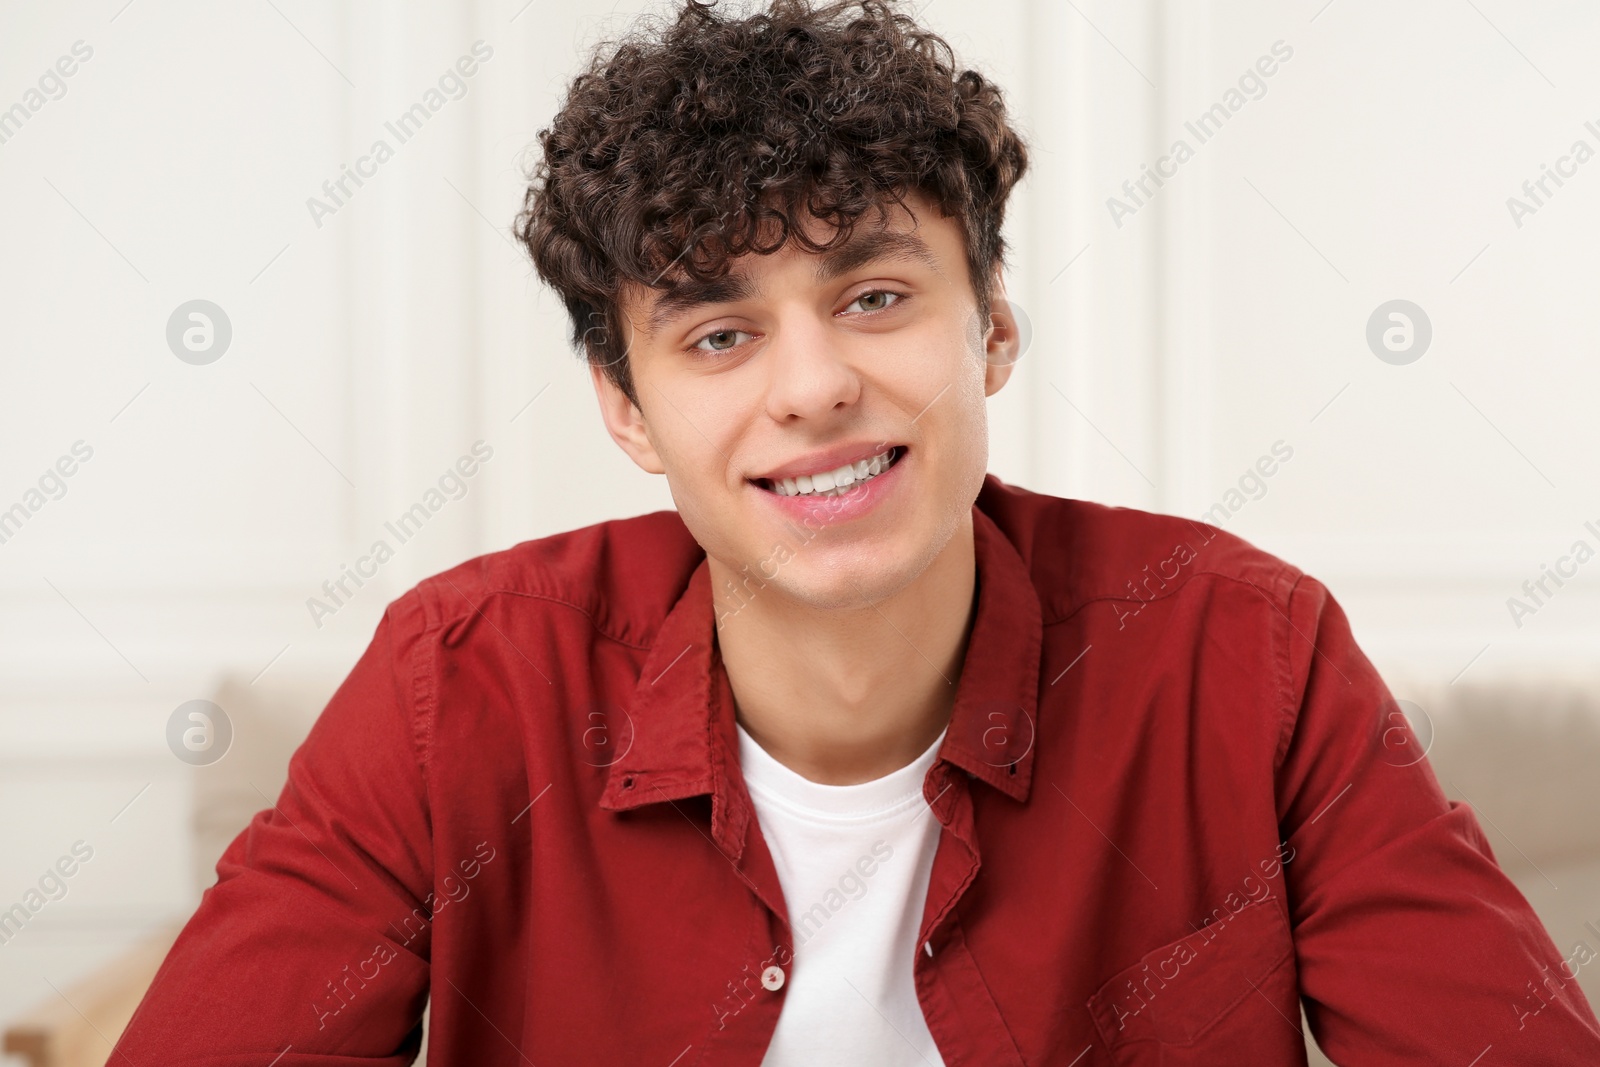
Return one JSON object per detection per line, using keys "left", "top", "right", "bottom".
{"left": 761, "top": 447, "right": 899, "bottom": 498}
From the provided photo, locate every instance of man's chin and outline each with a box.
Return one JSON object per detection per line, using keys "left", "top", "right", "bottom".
{"left": 739, "top": 558, "right": 922, "bottom": 617}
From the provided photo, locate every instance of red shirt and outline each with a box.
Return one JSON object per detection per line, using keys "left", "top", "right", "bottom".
{"left": 113, "top": 474, "right": 1600, "bottom": 1065}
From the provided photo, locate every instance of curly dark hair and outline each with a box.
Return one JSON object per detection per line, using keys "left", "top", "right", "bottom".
{"left": 514, "top": 0, "right": 1030, "bottom": 410}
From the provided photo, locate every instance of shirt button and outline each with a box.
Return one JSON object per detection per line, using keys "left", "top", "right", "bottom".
{"left": 760, "top": 965, "right": 785, "bottom": 991}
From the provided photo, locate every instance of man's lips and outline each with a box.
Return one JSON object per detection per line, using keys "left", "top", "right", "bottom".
{"left": 749, "top": 445, "right": 905, "bottom": 496}
{"left": 748, "top": 441, "right": 907, "bottom": 484}
{"left": 747, "top": 442, "right": 908, "bottom": 521}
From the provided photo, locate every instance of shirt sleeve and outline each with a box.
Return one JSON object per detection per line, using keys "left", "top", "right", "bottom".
{"left": 109, "top": 589, "right": 437, "bottom": 1065}
{"left": 1275, "top": 572, "right": 1600, "bottom": 1065}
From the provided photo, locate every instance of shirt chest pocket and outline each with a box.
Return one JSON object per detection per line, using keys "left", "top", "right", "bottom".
{"left": 1084, "top": 899, "right": 1306, "bottom": 1065}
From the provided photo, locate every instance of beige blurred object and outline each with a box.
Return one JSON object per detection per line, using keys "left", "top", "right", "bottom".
{"left": 1, "top": 926, "right": 179, "bottom": 1067}
{"left": 0, "top": 666, "right": 387, "bottom": 1067}
{"left": 4, "top": 669, "right": 1597, "bottom": 1066}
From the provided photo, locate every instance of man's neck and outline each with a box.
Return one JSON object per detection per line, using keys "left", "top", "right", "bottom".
{"left": 710, "top": 513, "right": 978, "bottom": 786}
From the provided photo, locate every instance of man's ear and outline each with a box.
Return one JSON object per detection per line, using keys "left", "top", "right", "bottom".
{"left": 589, "top": 360, "right": 665, "bottom": 475}
{"left": 981, "top": 267, "right": 1022, "bottom": 397}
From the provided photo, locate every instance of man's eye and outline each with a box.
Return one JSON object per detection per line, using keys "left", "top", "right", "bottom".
{"left": 692, "top": 328, "right": 752, "bottom": 353}
{"left": 688, "top": 292, "right": 902, "bottom": 353}
{"left": 847, "top": 290, "right": 902, "bottom": 313}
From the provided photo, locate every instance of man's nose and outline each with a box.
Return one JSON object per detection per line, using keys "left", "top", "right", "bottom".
{"left": 760, "top": 315, "right": 862, "bottom": 421}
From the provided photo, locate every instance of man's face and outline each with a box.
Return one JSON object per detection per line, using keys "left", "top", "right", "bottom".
{"left": 592, "top": 189, "right": 1020, "bottom": 616}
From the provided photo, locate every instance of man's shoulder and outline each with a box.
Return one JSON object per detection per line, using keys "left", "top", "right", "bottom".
{"left": 392, "top": 507, "right": 704, "bottom": 648}
{"left": 978, "top": 474, "right": 1304, "bottom": 624}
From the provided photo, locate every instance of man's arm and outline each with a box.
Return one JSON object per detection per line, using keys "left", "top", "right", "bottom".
{"left": 110, "top": 590, "right": 437, "bottom": 1064}
{"left": 1276, "top": 573, "right": 1600, "bottom": 1064}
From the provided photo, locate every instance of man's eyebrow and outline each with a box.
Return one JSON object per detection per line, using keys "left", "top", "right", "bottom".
{"left": 644, "top": 228, "right": 941, "bottom": 337}
{"left": 813, "top": 228, "right": 942, "bottom": 285}
{"left": 646, "top": 273, "right": 761, "bottom": 337}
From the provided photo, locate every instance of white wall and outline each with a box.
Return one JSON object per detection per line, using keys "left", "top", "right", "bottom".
{"left": 2, "top": 0, "right": 1597, "bottom": 1046}
{"left": 1014, "top": 0, "right": 1600, "bottom": 681}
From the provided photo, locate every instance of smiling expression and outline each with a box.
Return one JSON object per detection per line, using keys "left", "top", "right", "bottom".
{"left": 591, "top": 188, "right": 1021, "bottom": 615}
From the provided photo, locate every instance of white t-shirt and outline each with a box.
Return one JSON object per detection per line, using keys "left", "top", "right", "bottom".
{"left": 735, "top": 720, "right": 950, "bottom": 1067}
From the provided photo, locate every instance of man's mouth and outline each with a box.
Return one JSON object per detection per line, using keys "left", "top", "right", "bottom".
{"left": 752, "top": 446, "right": 905, "bottom": 498}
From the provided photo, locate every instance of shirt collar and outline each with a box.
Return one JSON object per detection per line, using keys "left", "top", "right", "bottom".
{"left": 599, "top": 495, "right": 1043, "bottom": 836}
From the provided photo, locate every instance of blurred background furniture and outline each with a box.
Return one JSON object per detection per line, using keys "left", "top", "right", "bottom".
{"left": 1, "top": 929, "right": 178, "bottom": 1067}
{"left": 2, "top": 668, "right": 432, "bottom": 1067}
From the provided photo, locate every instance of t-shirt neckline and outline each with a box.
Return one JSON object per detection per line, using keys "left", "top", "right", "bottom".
{"left": 734, "top": 720, "right": 949, "bottom": 820}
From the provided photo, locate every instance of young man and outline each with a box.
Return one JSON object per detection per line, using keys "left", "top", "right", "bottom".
{"left": 114, "top": 0, "right": 1600, "bottom": 1063}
